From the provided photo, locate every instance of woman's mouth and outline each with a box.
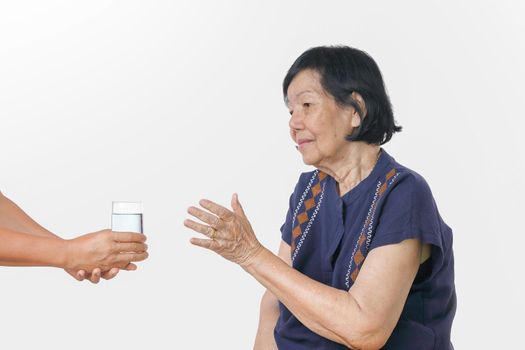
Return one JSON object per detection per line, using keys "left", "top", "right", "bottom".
{"left": 297, "top": 139, "right": 313, "bottom": 150}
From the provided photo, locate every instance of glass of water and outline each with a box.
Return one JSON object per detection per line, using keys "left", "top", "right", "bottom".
{"left": 112, "top": 201, "right": 143, "bottom": 233}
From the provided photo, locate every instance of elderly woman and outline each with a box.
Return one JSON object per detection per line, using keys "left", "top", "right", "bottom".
{"left": 184, "top": 46, "right": 456, "bottom": 349}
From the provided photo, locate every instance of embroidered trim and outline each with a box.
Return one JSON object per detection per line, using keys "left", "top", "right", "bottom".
{"left": 344, "top": 169, "right": 401, "bottom": 289}
{"left": 365, "top": 182, "right": 382, "bottom": 251}
{"left": 291, "top": 182, "right": 325, "bottom": 263}
{"left": 291, "top": 170, "right": 318, "bottom": 229}
{"left": 388, "top": 172, "right": 400, "bottom": 186}
{"left": 345, "top": 180, "right": 381, "bottom": 289}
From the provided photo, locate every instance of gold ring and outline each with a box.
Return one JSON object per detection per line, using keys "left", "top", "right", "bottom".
{"left": 209, "top": 227, "right": 216, "bottom": 240}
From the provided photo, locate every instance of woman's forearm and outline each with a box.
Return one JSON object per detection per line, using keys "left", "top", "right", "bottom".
{"left": 184, "top": 196, "right": 379, "bottom": 347}
{"left": 0, "top": 193, "right": 58, "bottom": 238}
{"left": 254, "top": 290, "right": 280, "bottom": 350}
{"left": 0, "top": 228, "right": 68, "bottom": 267}
{"left": 245, "top": 248, "right": 370, "bottom": 348}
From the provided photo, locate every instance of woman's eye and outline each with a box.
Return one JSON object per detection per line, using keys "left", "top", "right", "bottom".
{"left": 303, "top": 103, "right": 311, "bottom": 108}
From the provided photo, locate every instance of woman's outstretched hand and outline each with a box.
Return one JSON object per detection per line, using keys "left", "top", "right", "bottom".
{"left": 184, "top": 193, "right": 264, "bottom": 268}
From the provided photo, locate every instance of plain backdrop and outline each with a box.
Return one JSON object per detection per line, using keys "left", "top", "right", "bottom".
{"left": 1, "top": 1, "right": 524, "bottom": 349}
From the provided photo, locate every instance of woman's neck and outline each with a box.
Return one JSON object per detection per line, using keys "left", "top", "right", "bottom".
{"left": 317, "top": 143, "right": 381, "bottom": 197}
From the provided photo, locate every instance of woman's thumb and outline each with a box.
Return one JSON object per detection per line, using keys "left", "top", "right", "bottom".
{"left": 231, "top": 193, "right": 246, "bottom": 217}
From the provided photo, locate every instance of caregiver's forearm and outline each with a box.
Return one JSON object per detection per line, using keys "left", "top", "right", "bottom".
{"left": 0, "top": 228, "right": 67, "bottom": 267}
{"left": 0, "top": 193, "right": 58, "bottom": 238}
{"left": 244, "top": 247, "right": 373, "bottom": 348}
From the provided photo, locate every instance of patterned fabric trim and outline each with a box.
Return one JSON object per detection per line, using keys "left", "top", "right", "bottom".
{"left": 292, "top": 171, "right": 319, "bottom": 229}
{"left": 344, "top": 168, "right": 400, "bottom": 289}
{"left": 290, "top": 171, "right": 327, "bottom": 262}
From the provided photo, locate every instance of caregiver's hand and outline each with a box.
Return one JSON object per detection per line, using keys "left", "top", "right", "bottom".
{"left": 65, "top": 263, "right": 137, "bottom": 284}
{"left": 184, "top": 194, "right": 264, "bottom": 267}
{"left": 65, "top": 229, "right": 148, "bottom": 272}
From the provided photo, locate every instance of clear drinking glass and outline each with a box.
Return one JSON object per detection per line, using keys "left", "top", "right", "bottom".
{"left": 111, "top": 201, "right": 143, "bottom": 233}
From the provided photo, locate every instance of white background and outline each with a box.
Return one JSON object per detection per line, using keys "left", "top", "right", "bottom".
{"left": 1, "top": 1, "right": 523, "bottom": 348}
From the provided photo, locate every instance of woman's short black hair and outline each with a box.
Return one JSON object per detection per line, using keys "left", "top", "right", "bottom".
{"left": 283, "top": 46, "right": 401, "bottom": 145}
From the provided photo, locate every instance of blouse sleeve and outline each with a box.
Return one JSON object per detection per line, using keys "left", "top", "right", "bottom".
{"left": 369, "top": 172, "right": 444, "bottom": 251}
{"left": 280, "top": 193, "right": 294, "bottom": 246}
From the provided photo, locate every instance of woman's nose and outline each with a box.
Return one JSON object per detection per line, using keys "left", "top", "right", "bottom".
{"left": 289, "top": 111, "right": 304, "bottom": 131}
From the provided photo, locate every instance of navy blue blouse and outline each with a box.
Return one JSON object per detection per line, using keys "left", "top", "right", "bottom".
{"left": 275, "top": 150, "right": 456, "bottom": 349}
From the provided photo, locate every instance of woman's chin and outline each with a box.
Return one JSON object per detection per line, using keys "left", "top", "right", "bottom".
{"left": 300, "top": 153, "right": 319, "bottom": 167}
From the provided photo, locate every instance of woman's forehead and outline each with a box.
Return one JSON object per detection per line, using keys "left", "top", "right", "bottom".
{"left": 287, "top": 70, "right": 324, "bottom": 101}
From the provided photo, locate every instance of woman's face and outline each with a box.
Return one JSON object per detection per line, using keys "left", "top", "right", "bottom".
{"left": 287, "top": 69, "right": 360, "bottom": 167}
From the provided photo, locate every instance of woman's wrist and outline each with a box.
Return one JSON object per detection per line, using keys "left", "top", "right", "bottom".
{"left": 241, "top": 245, "right": 272, "bottom": 272}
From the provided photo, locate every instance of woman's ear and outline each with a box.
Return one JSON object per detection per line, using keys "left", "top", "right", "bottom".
{"left": 350, "top": 109, "right": 361, "bottom": 128}
{"left": 350, "top": 92, "right": 367, "bottom": 127}
{"left": 352, "top": 92, "right": 367, "bottom": 115}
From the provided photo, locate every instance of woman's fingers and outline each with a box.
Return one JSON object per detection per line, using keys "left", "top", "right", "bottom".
{"left": 231, "top": 193, "right": 246, "bottom": 217}
{"left": 184, "top": 219, "right": 215, "bottom": 238}
{"left": 187, "top": 206, "right": 221, "bottom": 228}
{"left": 199, "top": 199, "right": 233, "bottom": 221}
{"left": 190, "top": 237, "right": 221, "bottom": 250}
{"left": 112, "top": 231, "right": 147, "bottom": 243}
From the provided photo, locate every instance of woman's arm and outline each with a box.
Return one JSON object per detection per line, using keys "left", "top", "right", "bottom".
{"left": 245, "top": 239, "right": 421, "bottom": 349}
{"left": 253, "top": 241, "right": 291, "bottom": 350}
{"left": 185, "top": 195, "right": 422, "bottom": 350}
{"left": 254, "top": 291, "right": 280, "bottom": 350}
